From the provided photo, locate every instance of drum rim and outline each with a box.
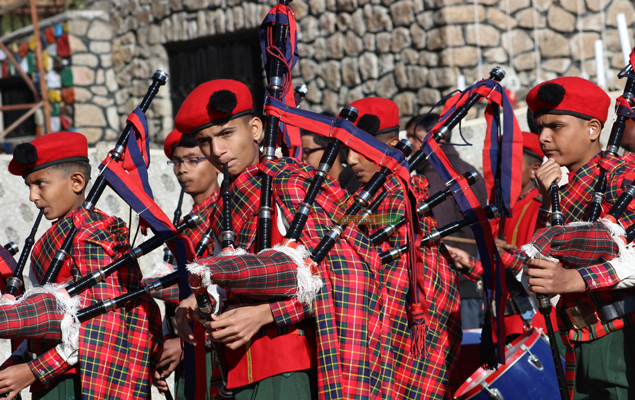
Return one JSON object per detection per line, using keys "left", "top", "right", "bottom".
{"left": 453, "top": 328, "right": 542, "bottom": 400}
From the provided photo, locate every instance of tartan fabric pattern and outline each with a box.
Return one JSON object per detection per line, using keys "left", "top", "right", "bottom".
{"left": 197, "top": 250, "right": 300, "bottom": 298}
{"left": 526, "top": 222, "right": 619, "bottom": 275}
{"left": 0, "top": 293, "right": 63, "bottom": 341}
{"left": 201, "top": 158, "right": 385, "bottom": 399}
{"left": 527, "top": 154, "right": 635, "bottom": 396}
{"left": 146, "top": 192, "right": 221, "bottom": 305}
{"left": 187, "top": 191, "right": 220, "bottom": 258}
{"left": 27, "top": 206, "right": 162, "bottom": 398}
{"left": 357, "top": 174, "right": 461, "bottom": 399}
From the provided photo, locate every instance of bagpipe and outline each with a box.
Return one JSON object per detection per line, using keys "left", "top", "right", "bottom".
{"left": 520, "top": 49, "right": 635, "bottom": 400}
{"left": 584, "top": 50, "right": 635, "bottom": 222}
{"left": 163, "top": 185, "right": 186, "bottom": 266}
{"left": 40, "top": 70, "right": 171, "bottom": 285}
{"left": 522, "top": 48, "right": 635, "bottom": 280}
{"left": 189, "top": 163, "right": 233, "bottom": 398}
{"left": 370, "top": 170, "right": 481, "bottom": 247}
{"left": 0, "top": 71, "right": 202, "bottom": 369}
{"left": 3, "top": 209, "right": 44, "bottom": 299}
{"left": 0, "top": 241, "right": 19, "bottom": 291}
{"left": 257, "top": 0, "right": 298, "bottom": 252}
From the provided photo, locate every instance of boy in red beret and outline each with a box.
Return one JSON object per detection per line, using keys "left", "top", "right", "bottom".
{"left": 344, "top": 97, "right": 461, "bottom": 399}
{"left": 0, "top": 131, "right": 162, "bottom": 399}
{"left": 174, "top": 79, "right": 385, "bottom": 399}
{"left": 152, "top": 129, "right": 220, "bottom": 398}
{"left": 523, "top": 77, "right": 635, "bottom": 398}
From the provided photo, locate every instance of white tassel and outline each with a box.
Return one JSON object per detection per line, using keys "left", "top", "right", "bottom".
{"left": 143, "top": 262, "right": 176, "bottom": 280}
{"left": 271, "top": 243, "right": 323, "bottom": 309}
{"left": 600, "top": 219, "right": 635, "bottom": 287}
{"left": 186, "top": 258, "right": 227, "bottom": 315}
{"left": 219, "top": 247, "right": 247, "bottom": 258}
{"left": 0, "top": 284, "right": 80, "bottom": 352}
{"left": 187, "top": 260, "right": 213, "bottom": 289}
{"left": 520, "top": 243, "right": 559, "bottom": 263}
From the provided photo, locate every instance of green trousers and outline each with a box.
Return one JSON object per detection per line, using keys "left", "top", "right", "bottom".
{"left": 232, "top": 369, "right": 317, "bottom": 400}
{"left": 174, "top": 350, "right": 213, "bottom": 400}
{"left": 32, "top": 375, "right": 81, "bottom": 400}
{"left": 573, "top": 325, "right": 635, "bottom": 400}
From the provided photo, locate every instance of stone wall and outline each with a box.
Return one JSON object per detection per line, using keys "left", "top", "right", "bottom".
{"left": 0, "top": 10, "right": 119, "bottom": 144}
{"left": 97, "top": 0, "right": 635, "bottom": 136}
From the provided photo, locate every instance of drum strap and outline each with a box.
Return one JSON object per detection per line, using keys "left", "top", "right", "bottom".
{"left": 505, "top": 268, "right": 535, "bottom": 323}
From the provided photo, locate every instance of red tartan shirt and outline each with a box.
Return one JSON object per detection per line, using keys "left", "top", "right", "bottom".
{"left": 355, "top": 174, "right": 461, "bottom": 400}
{"left": 533, "top": 154, "right": 635, "bottom": 395}
{"left": 27, "top": 206, "right": 162, "bottom": 399}
{"left": 187, "top": 190, "right": 219, "bottom": 259}
{"left": 198, "top": 158, "right": 386, "bottom": 400}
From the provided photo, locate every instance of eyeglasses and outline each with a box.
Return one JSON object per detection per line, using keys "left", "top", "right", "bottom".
{"left": 167, "top": 157, "right": 207, "bottom": 168}
{"left": 303, "top": 146, "right": 327, "bottom": 156}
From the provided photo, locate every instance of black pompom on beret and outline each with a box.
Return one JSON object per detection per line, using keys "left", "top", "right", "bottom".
{"left": 536, "top": 82, "right": 566, "bottom": 105}
{"left": 209, "top": 90, "right": 238, "bottom": 114}
{"left": 13, "top": 143, "right": 38, "bottom": 165}
{"left": 357, "top": 114, "right": 381, "bottom": 136}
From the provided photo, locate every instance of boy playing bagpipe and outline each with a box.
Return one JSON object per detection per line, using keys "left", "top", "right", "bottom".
{"left": 0, "top": 131, "right": 162, "bottom": 399}
{"left": 523, "top": 77, "right": 635, "bottom": 399}
{"left": 344, "top": 97, "right": 461, "bottom": 399}
{"left": 151, "top": 129, "right": 220, "bottom": 398}
{"left": 174, "top": 79, "right": 388, "bottom": 399}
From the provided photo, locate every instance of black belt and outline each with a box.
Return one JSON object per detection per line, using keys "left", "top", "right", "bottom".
{"left": 597, "top": 294, "right": 635, "bottom": 322}
{"left": 561, "top": 294, "right": 635, "bottom": 330}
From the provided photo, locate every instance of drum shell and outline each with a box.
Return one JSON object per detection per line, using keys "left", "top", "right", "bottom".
{"left": 453, "top": 328, "right": 563, "bottom": 400}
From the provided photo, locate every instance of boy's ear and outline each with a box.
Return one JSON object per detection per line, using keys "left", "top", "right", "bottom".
{"left": 70, "top": 171, "right": 87, "bottom": 194}
{"left": 387, "top": 137, "right": 400, "bottom": 147}
{"left": 250, "top": 116, "right": 263, "bottom": 142}
{"left": 589, "top": 119, "right": 602, "bottom": 141}
{"left": 530, "top": 161, "right": 541, "bottom": 178}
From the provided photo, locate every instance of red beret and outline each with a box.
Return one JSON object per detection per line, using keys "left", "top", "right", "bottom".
{"left": 348, "top": 97, "right": 400, "bottom": 136}
{"left": 163, "top": 129, "right": 198, "bottom": 159}
{"left": 522, "top": 131, "right": 543, "bottom": 159}
{"left": 526, "top": 77, "right": 610, "bottom": 125}
{"left": 174, "top": 79, "right": 254, "bottom": 135}
{"left": 164, "top": 129, "right": 183, "bottom": 159}
{"left": 9, "top": 131, "right": 88, "bottom": 178}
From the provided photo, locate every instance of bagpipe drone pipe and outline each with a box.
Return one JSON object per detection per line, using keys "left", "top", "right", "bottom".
{"left": 257, "top": 0, "right": 298, "bottom": 252}
{"left": 188, "top": 163, "right": 234, "bottom": 399}
{"left": 584, "top": 48, "right": 635, "bottom": 222}
{"left": 162, "top": 185, "right": 186, "bottom": 266}
{"left": 0, "top": 241, "right": 20, "bottom": 293}
{"left": 3, "top": 209, "right": 43, "bottom": 300}
{"left": 40, "top": 70, "right": 170, "bottom": 285}
{"left": 408, "top": 66, "right": 525, "bottom": 367}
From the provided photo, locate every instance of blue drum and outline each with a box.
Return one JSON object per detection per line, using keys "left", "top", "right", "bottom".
{"left": 453, "top": 328, "right": 562, "bottom": 400}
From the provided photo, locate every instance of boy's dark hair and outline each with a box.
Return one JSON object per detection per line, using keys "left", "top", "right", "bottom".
{"left": 405, "top": 113, "right": 439, "bottom": 133}
{"left": 522, "top": 151, "right": 542, "bottom": 166}
{"left": 48, "top": 161, "right": 92, "bottom": 183}
{"left": 526, "top": 109, "right": 540, "bottom": 134}
{"left": 406, "top": 113, "right": 447, "bottom": 141}
{"left": 300, "top": 130, "right": 349, "bottom": 163}
{"left": 175, "top": 133, "right": 199, "bottom": 150}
